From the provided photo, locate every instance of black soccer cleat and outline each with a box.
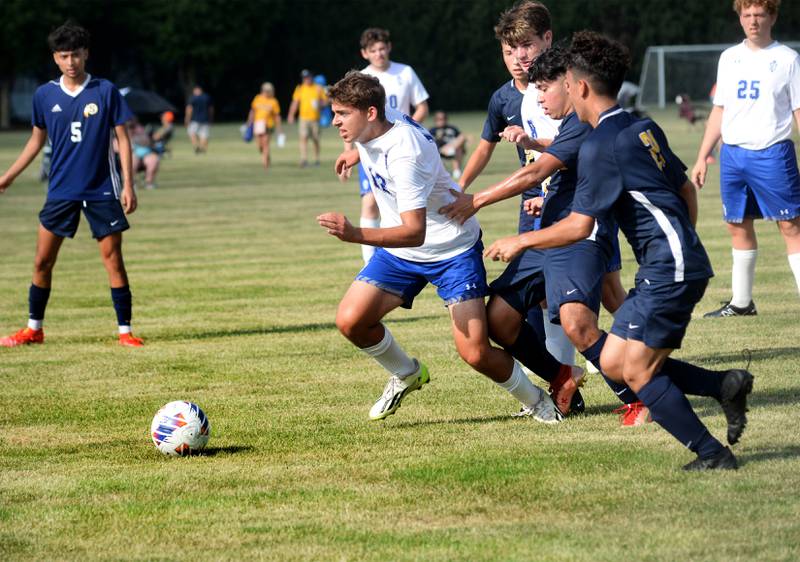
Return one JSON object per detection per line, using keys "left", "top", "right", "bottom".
{"left": 683, "top": 446, "right": 739, "bottom": 471}
{"left": 570, "top": 389, "right": 586, "bottom": 415}
{"left": 703, "top": 300, "right": 757, "bottom": 318}
{"left": 718, "top": 369, "right": 754, "bottom": 445}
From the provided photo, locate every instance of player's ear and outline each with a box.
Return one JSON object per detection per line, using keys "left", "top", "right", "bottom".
{"left": 360, "top": 48, "right": 369, "bottom": 61}
{"left": 366, "top": 106, "right": 378, "bottom": 122}
{"left": 386, "top": 42, "right": 392, "bottom": 55}
{"left": 543, "top": 31, "right": 553, "bottom": 47}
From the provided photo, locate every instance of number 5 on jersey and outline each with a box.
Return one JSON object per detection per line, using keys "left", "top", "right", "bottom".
{"left": 70, "top": 122, "right": 82, "bottom": 143}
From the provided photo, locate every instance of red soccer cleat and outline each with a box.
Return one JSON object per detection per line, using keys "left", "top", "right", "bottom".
{"left": 119, "top": 333, "right": 144, "bottom": 347}
{"left": 613, "top": 401, "right": 652, "bottom": 427}
{"left": 0, "top": 327, "right": 44, "bottom": 347}
{"left": 548, "top": 364, "right": 585, "bottom": 416}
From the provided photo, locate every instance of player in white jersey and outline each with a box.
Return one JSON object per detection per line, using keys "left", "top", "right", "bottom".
{"left": 692, "top": 0, "right": 800, "bottom": 316}
{"left": 318, "top": 71, "right": 561, "bottom": 423}
{"left": 356, "top": 27, "right": 430, "bottom": 264}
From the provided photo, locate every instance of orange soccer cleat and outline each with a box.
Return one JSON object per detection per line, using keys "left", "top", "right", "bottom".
{"left": 548, "top": 364, "right": 585, "bottom": 416}
{"left": 613, "top": 401, "right": 652, "bottom": 427}
{"left": 0, "top": 327, "right": 44, "bottom": 347}
{"left": 119, "top": 333, "right": 144, "bottom": 348}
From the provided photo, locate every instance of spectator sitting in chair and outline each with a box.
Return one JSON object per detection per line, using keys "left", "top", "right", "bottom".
{"left": 677, "top": 94, "right": 705, "bottom": 127}
{"left": 128, "top": 119, "right": 161, "bottom": 190}
{"left": 429, "top": 111, "right": 467, "bottom": 179}
{"left": 149, "top": 110, "right": 175, "bottom": 156}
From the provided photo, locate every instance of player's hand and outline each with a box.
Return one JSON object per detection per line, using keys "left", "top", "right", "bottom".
{"left": 121, "top": 186, "right": 138, "bottom": 214}
{"left": 524, "top": 196, "right": 544, "bottom": 216}
{"left": 0, "top": 174, "right": 11, "bottom": 194}
{"left": 484, "top": 235, "right": 524, "bottom": 263}
{"left": 438, "top": 188, "right": 478, "bottom": 224}
{"left": 691, "top": 159, "right": 707, "bottom": 189}
{"left": 317, "top": 212, "right": 357, "bottom": 242}
{"left": 500, "top": 125, "right": 527, "bottom": 144}
{"left": 334, "top": 149, "right": 360, "bottom": 181}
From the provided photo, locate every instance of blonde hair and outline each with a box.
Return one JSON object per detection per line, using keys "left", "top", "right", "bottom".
{"left": 494, "top": 1, "right": 551, "bottom": 46}
{"left": 261, "top": 82, "right": 274, "bottom": 95}
{"left": 733, "top": 0, "right": 779, "bottom": 15}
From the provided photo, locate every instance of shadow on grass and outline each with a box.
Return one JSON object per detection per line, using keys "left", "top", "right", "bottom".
{"left": 681, "top": 346, "right": 800, "bottom": 365}
{"left": 390, "top": 414, "right": 516, "bottom": 428}
{"left": 196, "top": 445, "right": 254, "bottom": 456}
{"left": 738, "top": 445, "right": 800, "bottom": 466}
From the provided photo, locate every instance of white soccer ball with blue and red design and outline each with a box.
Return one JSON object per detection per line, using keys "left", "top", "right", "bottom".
{"left": 150, "top": 401, "right": 211, "bottom": 456}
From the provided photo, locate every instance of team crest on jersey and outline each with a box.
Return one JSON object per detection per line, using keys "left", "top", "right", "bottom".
{"left": 83, "top": 103, "right": 99, "bottom": 117}
{"left": 769, "top": 60, "right": 777, "bottom": 72}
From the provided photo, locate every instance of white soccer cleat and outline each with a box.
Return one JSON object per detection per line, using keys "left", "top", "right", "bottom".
{"left": 369, "top": 361, "right": 430, "bottom": 421}
{"left": 512, "top": 392, "right": 563, "bottom": 425}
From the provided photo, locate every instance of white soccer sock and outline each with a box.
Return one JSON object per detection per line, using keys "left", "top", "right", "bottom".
{"left": 118, "top": 325, "right": 132, "bottom": 335}
{"left": 731, "top": 248, "right": 757, "bottom": 307}
{"left": 788, "top": 253, "right": 800, "bottom": 296}
{"left": 543, "top": 319, "right": 575, "bottom": 366}
{"left": 360, "top": 217, "right": 380, "bottom": 264}
{"left": 27, "top": 319, "right": 42, "bottom": 330}
{"left": 360, "top": 325, "right": 417, "bottom": 378}
{"left": 495, "top": 361, "right": 545, "bottom": 408}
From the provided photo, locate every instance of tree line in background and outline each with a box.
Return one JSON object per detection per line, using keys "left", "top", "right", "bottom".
{"left": 1, "top": 0, "right": 799, "bottom": 126}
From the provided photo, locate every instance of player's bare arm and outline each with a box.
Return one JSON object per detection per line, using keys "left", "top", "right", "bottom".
{"left": 411, "top": 100, "right": 429, "bottom": 124}
{"left": 184, "top": 104, "right": 192, "bottom": 127}
{"left": 334, "top": 147, "right": 360, "bottom": 179}
{"left": 287, "top": 99, "right": 299, "bottom": 124}
{"left": 500, "top": 125, "right": 552, "bottom": 151}
{"left": 440, "top": 152, "right": 563, "bottom": 224}
{"left": 318, "top": 207, "right": 426, "bottom": 247}
{"left": 0, "top": 127, "right": 48, "bottom": 193}
{"left": 458, "top": 139, "right": 497, "bottom": 190}
{"left": 691, "top": 105, "right": 723, "bottom": 188}
{"left": 114, "top": 123, "right": 137, "bottom": 214}
{"left": 679, "top": 179, "right": 699, "bottom": 227}
{"left": 484, "top": 211, "right": 594, "bottom": 262}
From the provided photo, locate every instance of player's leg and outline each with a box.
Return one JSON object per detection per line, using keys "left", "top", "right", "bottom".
{"left": 359, "top": 166, "right": 380, "bottom": 264}
{"left": 262, "top": 131, "right": 273, "bottom": 170}
{"left": 199, "top": 124, "right": 209, "bottom": 152}
{"left": 310, "top": 122, "right": 321, "bottom": 165}
{"left": 297, "top": 120, "right": 309, "bottom": 166}
{"left": 143, "top": 153, "right": 159, "bottom": 190}
{"left": 778, "top": 216, "right": 800, "bottom": 295}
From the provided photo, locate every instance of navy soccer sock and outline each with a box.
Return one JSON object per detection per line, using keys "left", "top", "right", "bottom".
{"left": 504, "top": 319, "right": 562, "bottom": 382}
{"left": 660, "top": 358, "right": 724, "bottom": 399}
{"left": 525, "top": 305, "right": 547, "bottom": 347}
{"left": 29, "top": 284, "right": 51, "bottom": 324}
{"left": 580, "top": 331, "right": 639, "bottom": 404}
{"left": 110, "top": 286, "right": 133, "bottom": 327}
{"left": 636, "top": 374, "right": 723, "bottom": 459}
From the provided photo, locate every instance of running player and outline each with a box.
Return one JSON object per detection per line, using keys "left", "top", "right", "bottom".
{"left": 691, "top": 0, "right": 800, "bottom": 316}
{"left": 356, "top": 27, "right": 430, "bottom": 264}
{"left": 0, "top": 23, "right": 143, "bottom": 348}
{"left": 485, "top": 31, "right": 754, "bottom": 470}
{"left": 318, "top": 71, "right": 561, "bottom": 423}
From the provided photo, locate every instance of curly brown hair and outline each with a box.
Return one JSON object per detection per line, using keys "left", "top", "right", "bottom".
{"left": 567, "top": 31, "right": 630, "bottom": 98}
{"left": 329, "top": 71, "right": 386, "bottom": 121}
{"left": 360, "top": 28, "right": 391, "bottom": 50}
{"left": 733, "top": 0, "right": 779, "bottom": 15}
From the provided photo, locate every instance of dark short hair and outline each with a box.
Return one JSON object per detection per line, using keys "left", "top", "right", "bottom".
{"left": 567, "top": 31, "right": 630, "bottom": 98}
{"left": 528, "top": 43, "right": 569, "bottom": 84}
{"left": 329, "top": 71, "right": 386, "bottom": 121}
{"left": 494, "top": 1, "right": 551, "bottom": 46}
{"left": 48, "top": 22, "right": 90, "bottom": 52}
{"left": 360, "top": 28, "right": 391, "bottom": 50}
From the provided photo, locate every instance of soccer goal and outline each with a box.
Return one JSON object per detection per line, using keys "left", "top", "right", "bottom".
{"left": 637, "top": 42, "right": 800, "bottom": 109}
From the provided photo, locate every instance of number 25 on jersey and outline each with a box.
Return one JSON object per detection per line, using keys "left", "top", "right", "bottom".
{"left": 737, "top": 80, "right": 760, "bottom": 99}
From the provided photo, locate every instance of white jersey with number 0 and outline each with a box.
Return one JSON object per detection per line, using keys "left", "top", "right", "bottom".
{"left": 355, "top": 117, "right": 480, "bottom": 263}
{"left": 714, "top": 40, "right": 800, "bottom": 150}
{"left": 363, "top": 62, "right": 429, "bottom": 116}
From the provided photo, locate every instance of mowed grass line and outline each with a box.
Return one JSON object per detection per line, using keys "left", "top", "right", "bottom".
{"left": 1, "top": 113, "right": 799, "bottom": 561}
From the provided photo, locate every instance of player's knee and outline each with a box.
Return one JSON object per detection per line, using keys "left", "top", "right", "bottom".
{"left": 33, "top": 254, "right": 56, "bottom": 274}
{"left": 486, "top": 306, "right": 517, "bottom": 346}
{"left": 599, "top": 352, "right": 623, "bottom": 380}
{"left": 335, "top": 307, "right": 365, "bottom": 341}
{"left": 777, "top": 217, "right": 800, "bottom": 238}
{"left": 560, "top": 317, "right": 594, "bottom": 350}
{"left": 456, "top": 342, "right": 492, "bottom": 371}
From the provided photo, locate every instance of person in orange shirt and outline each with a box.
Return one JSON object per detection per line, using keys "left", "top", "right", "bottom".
{"left": 287, "top": 69, "right": 328, "bottom": 167}
{"left": 247, "top": 82, "right": 283, "bottom": 171}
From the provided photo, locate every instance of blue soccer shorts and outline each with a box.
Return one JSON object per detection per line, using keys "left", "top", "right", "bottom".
{"left": 610, "top": 277, "right": 709, "bottom": 350}
{"left": 489, "top": 248, "right": 547, "bottom": 315}
{"left": 39, "top": 199, "right": 129, "bottom": 239}
{"left": 544, "top": 240, "right": 607, "bottom": 324}
{"left": 356, "top": 242, "right": 489, "bottom": 309}
{"left": 720, "top": 140, "right": 800, "bottom": 222}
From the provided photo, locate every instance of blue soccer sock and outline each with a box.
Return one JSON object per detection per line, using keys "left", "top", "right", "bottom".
{"left": 636, "top": 375, "right": 723, "bottom": 459}
{"left": 525, "top": 304, "right": 547, "bottom": 347}
{"left": 110, "top": 286, "right": 132, "bottom": 329}
{"left": 504, "top": 319, "right": 562, "bottom": 382}
{"left": 580, "top": 331, "right": 639, "bottom": 404}
{"left": 28, "top": 284, "right": 51, "bottom": 329}
{"left": 660, "top": 358, "right": 724, "bottom": 399}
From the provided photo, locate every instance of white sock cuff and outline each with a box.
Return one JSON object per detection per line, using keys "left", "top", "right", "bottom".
{"left": 788, "top": 252, "right": 800, "bottom": 264}
{"left": 732, "top": 248, "right": 758, "bottom": 259}
{"left": 118, "top": 325, "right": 132, "bottom": 334}
{"left": 27, "top": 319, "right": 42, "bottom": 330}
{"left": 360, "top": 217, "right": 380, "bottom": 228}
{"left": 361, "top": 325, "right": 392, "bottom": 357}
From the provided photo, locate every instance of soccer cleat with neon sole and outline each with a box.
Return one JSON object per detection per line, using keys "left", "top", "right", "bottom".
{"left": 369, "top": 360, "right": 429, "bottom": 420}
{"left": 119, "top": 333, "right": 145, "bottom": 347}
{"left": 0, "top": 327, "right": 44, "bottom": 347}
{"left": 613, "top": 401, "right": 652, "bottom": 427}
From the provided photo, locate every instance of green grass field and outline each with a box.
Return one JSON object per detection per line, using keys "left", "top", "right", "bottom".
{"left": 1, "top": 111, "right": 799, "bottom": 561}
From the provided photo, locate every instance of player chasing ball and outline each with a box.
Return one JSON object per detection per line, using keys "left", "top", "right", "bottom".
{"left": 0, "top": 22, "right": 143, "bottom": 348}
{"left": 318, "top": 71, "right": 565, "bottom": 424}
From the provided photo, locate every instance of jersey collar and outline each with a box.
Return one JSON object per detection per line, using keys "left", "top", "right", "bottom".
{"left": 59, "top": 73, "right": 91, "bottom": 98}
{"left": 598, "top": 105, "right": 624, "bottom": 125}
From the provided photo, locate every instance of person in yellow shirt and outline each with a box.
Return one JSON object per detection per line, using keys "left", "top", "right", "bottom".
{"left": 247, "top": 82, "right": 283, "bottom": 171}
{"left": 287, "top": 69, "right": 328, "bottom": 167}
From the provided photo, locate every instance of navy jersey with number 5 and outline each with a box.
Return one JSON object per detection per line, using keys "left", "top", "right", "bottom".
{"left": 32, "top": 74, "right": 133, "bottom": 201}
{"left": 571, "top": 107, "right": 713, "bottom": 284}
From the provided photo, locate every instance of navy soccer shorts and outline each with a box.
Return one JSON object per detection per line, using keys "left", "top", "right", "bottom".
{"left": 610, "top": 277, "right": 709, "bottom": 350}
{"left": 720, "top": 140, "right": 800, "bottom": 222}
{"left": 39, "top": 199, "right": 129, "bottom": 239}
{"left": 355, "top": 242, "right": 489, "bottom": 309}
{"left": 489, "top": 249, "right": 547, "bottom": 316}
{"left": 544, "top": 239, "right": 607, "bottom": 324}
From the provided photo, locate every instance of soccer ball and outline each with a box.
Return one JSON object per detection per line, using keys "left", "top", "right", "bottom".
{"left": 150, "top": 401, "right": 211, "bottom": 456}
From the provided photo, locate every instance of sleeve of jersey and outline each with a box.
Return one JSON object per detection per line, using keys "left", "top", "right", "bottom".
{"left": 292, "top": 87, "right": 301, "bottom": 101}
{"left": 544, "top": 120, "right": 586, "bottom": 169}
{"left": 712, "top": 53, "right": 727, "bottom": 106}
{"left": 409, "top": 69, "right": 430, "bottom": 105}
{"left": 789, "top": 55, "right": 800, "bottom": 111}
{"left": 571, "top": 138, "right": 622, "bottom": 220}
{"left": 31, "top": 90, "right": 45, "bottom": 129}
{"left": 481, "top": 94, "right": 504, "bottom": 142}
{"left": 389, "top": 153, "right": 432, "bottom": 213}
{"left": 111, "top": 87, "right": 134, "bottom": 126}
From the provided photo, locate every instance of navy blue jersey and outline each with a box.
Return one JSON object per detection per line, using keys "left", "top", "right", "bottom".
{"left": 32, "top": 75, "right": 133, "bottom": 201}
{"left": 189, "top": 93, "right": 212, "bottom": 123}
{"left": 572, "top": 106, "right": 713, "bottom": 283}
{"left": 481, "top": 80, "right": 527, "bottom": 167}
